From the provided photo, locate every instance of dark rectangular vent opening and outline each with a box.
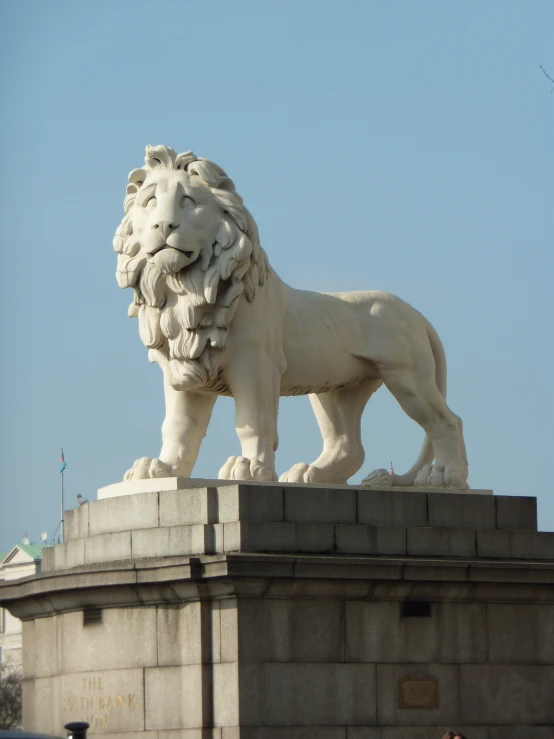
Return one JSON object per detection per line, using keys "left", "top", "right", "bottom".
{"left": 402, "top": 600, "right": 432, "bottom": 618}
{"left": 83, "top": 608, "right": 102, "bottom": 626}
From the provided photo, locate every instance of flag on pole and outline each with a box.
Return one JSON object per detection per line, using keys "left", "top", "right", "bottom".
{"left": 60, "top": 449, "right": 67, "bottom": 473}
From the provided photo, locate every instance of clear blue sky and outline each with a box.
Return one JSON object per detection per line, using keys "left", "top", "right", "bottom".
{"left": 0, "top": 0, "right": 552, "bottom": 550}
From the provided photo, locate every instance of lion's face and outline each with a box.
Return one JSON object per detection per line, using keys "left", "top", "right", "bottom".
{"left": 115, "top": 145, "right": 271, "bottom": 388}
{"left": 132, "top": 170, "right": 221, "bottom": 274}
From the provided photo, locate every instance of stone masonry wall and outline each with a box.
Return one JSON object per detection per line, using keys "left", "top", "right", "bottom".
{"left": 4, "top": 483, "right": 553, "bottom": 738}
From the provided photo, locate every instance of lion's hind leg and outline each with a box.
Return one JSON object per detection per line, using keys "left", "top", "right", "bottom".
{"left": 379, "top": 365, "right": 468, "bottom": 489}
{"left": 280, "top": 380, "right": 381, "bottom": 485}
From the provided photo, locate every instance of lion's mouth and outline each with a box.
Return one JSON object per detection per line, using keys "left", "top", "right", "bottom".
{"left": 149, "top": 244, "right": 196, "bottom": 261}
{"left": 151, "top": 246, "right": 197, "bottom": 275}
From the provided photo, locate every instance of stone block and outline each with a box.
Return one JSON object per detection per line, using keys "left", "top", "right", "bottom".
{"left": 285, "top": 486, "right": 356, "bottom": 523}
{"left": 293, "top": 559, "right": 403, "bottom": 583}
{"left": 236, "top": 598, "right": 344, "bottom": 662}
{"left": 346, "top": 601, "right": 487, "bottom": 663}
{"left": 238, "top": 662, "right": 265, "bottom": 725}
{"left": 42, "top": 540, "right": 86, "bottom": 571}
{"left": 59, "top": 607, "right": 157, "bottom": 672}
{"left": 407, "top": 527, "right": 476, "bottom": 557}
{"left": 496, "top": 495, "right": 537, "bottom": 531}
{"left": 84, "top": 531, "right": 132, "bottom": 564}
{"left": 403, "top": 563, "right": 468, "bottom": 581}
{"left": 41, "top": 543, "right": 66, "bottom": 572}
{"left": 376, "top": 664, "right": 459, "bottom": 725}
{"left": 263, "top": 663, "right": 376, "bottom": 725}
{"left": 65, "top": 537, "right": 85, "bottom": 568}
{"left": 357, "top": 490, "right": 428, "bottom": 527}
{"left": 65, "top": 503, "right": 89, "bottom": 540}
{"left": 224, "top": 521, "right": 293, "bottom": 552}
{"left": 208, "top": 523, "right": 224, "bottom": 554}
{"left": 468, "top": 562, "right": 554, "bottom": 584}
{"left": 159, "top": 487, "right": 217, "bottom": 526}
{"left": 40, "top": 545, "right": 55, "bottom": 572}
{"left": 22, "top": 676, "right": 61, "bottom": 734}
{"left": 220, "top": 599, "right": 239, "bottom": 663}
{"left": 296, "top": 523, "right": 335, "bottom": 552}
{"left": 158, "top": 602, "right": 205, "bottom": 666}
{"left": 60, "top": 668, "right": 145, "bottom": 732}
{"left": 211, "top": 601, "right": 221, "bottom": 663}
{"left": 218, "top": 484, "right": 284, "bottom": 523}
{"left": 487, "top": 604, "right": 554, "bottom": 663}
{"left": 145, "top": 664, "right": 205, "bottom": 729}
{"left": 477, "top": 530, "right": 554, "bottom": 559}
{"left": 460, "top": 665, "right": 554, "bottom": 723}
{"left": 88, "top": 492, "right": 159, "bottom": 536}
{"left": 224, "top": 521, "right": 334, "bottom": 553}
{"left": 428, "top": 492, "right": 495, "bottom": 529}
{"left": 238, "top": 730, "right": 347, "bottom": 739}
{"left": 348, "top": 729, "right": 489, "bottom": 739}
{"left": 32, "top": 614, "right": 61, "bottom": 678}
{"left": 336, "top": 525, "right": 406, "bottom": 555}
{"left": 489, "top": 729, "right": 554, "bottom": 739}
{"left": 21, "top": 620, "right": 35, "bottom": 678}
{"left": 131, "top": 525, "right": 207, "bottom": 559}
{"left": 213, "top": 662, "right": 239, "bottom": 727}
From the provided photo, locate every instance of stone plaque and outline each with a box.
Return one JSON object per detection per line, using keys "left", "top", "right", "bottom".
{"left": 398, "top": 677, "right": 439, "bottom": 709}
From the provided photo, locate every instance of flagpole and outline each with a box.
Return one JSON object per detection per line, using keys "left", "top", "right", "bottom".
{"left": 60, "top": 447, "right": 65, "bottom": 544}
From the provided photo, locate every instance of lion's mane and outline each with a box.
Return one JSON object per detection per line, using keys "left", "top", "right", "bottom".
{"left": 113, "top": 145, "right": 270, "bottom": 388}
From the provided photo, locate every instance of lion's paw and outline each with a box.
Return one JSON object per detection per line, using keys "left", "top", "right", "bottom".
{"left": 279, "top": 463, "right": 328, "bottom": 484}
{"left": 124, "top": 457, "right": 173, "bottom": 481}
{"left": 414, "top": 463, "right": 468, "bottom": 489}
{"left": 360, "top": 468, "right": 393, "bottom": 488}
{"left": 218, "top": 456, "right": 278, "bottom": 482}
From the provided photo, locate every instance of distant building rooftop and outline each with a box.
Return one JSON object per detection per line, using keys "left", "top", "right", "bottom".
{"left": 1, "top": 543, "right": 44, "bottom": 566}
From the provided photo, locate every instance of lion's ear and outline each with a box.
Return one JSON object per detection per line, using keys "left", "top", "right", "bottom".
{"left": 128, "top": 168, "right": 146, "bottom": 188}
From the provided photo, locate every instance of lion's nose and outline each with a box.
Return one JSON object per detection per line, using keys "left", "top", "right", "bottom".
{"left": 152, "top": 222, "right": 178, "bottom": 239}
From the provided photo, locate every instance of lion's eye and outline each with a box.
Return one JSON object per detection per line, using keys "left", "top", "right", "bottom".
{"left": 181, "top": 195, "right": 195, "bottom": 208}
{"left": 145, "top": 196, "right": 157, "bottom": 209}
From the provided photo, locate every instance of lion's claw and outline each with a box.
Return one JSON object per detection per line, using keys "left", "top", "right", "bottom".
{"left": 219, "top": 456, "right": 277, "bottom": 482}
{"left": 124, "top": 457, "right": 173, "bottom": 481}
{"left": 279, "top": 463, "right": 327, "bottom": 484}
{"left": 360, "top": 468, "right": 393, "bottom": 488}
{"left": 414, "top": 463, "right": 468, "bottom": 489}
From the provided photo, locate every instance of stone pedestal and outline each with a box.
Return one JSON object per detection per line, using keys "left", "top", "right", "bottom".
{"left": 1, "top": 482, "right": 554, "bottom": 738}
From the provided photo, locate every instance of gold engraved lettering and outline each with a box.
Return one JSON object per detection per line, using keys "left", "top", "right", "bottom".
{"left": 63, "top": 677, "right": 140, "bottom": 720}
{"left": 91, "top": 714, "right": 108, "bottom": 728}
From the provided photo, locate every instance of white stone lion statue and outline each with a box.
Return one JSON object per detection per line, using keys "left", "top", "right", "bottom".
{"left": 114, "top": 145, "right": 468, "bottom": 488}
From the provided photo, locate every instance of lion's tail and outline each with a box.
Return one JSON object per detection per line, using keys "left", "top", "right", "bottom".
{"left": 390, "top": 317, "right": 446, "bottom": 486}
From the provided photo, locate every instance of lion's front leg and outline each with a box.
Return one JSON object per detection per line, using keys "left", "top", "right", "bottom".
{"left": 124, "top": 381, "right": 216, "bottom": 481}
{"left": 219, "top": 352, "right": 280, "bottom": 482}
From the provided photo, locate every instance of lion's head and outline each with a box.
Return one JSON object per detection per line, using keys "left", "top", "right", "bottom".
{"left": 113, "top": 145, "right": 269, "bottom": 388}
